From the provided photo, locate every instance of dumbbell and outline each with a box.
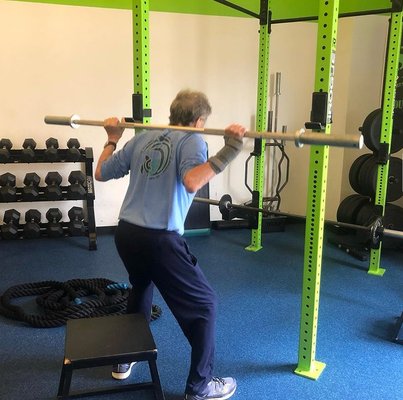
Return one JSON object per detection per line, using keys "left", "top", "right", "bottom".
{"left": 23, "top": 209, "right": 41, "bottom": 239}
{"left": 67, "top": 171, "right": 86, "bottom": 199}
{"left": 68, "top": 206, "right": 86, "bottom": 236}
{"left": 22, "top": 172, "right": 41, "bottom": 201}
{"left": 44, "top": 171, "right": 63, "bottom": 200}
{"left": 46, "top": 208, "right": 64, "bottom": 237}
{"left": 21, "top": 138, "right": 37, "bottom": 162}
{"left": 44, "top": 137, "right": 59, "bottom": 162}
{"left": 0, "top": 172, "right": 17, "bottom": 202}
{"left": 0, "top": 139, "right": 13, "bottom": 163}
{"left": 1, "top": 209, "right": 20, "bottom": 240}
{"left": 66, "top": 138, "right": 81, "bottom": 161}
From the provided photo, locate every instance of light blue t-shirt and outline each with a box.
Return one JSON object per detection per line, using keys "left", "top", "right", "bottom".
{"left": 101, "top": 129, "right": 207, "bottom": 235}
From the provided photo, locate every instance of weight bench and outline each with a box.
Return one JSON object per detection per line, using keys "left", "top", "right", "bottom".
{"left": 57, "top": 313, "right": 165, "bottom": 399}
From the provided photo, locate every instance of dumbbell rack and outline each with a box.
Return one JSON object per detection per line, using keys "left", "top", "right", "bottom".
{"left": 0, "top": 147, "right": 97, "bottom": 250}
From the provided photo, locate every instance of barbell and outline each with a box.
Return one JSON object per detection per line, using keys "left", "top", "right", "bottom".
{"left": 193, "top": 194, "right": 403, "bottom": 248}
{"left": 44, "top": 114, "right": 363, "bottom": 149}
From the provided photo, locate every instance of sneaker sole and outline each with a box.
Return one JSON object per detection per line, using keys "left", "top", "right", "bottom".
{"left": 208, "top": 384, "right": 237, "bottom": 400}
{"left": 185, "top": 384, "right": 237, "bottom": 400}
{"left": 111, "top": 362, "right": 136, "bottom": 380}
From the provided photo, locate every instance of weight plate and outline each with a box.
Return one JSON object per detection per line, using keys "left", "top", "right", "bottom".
{"left": 368, "top": 216, "right": 383, "bottom": 249}
{"left": 360, "top": 156, "right": 403, "bottom": 202}
{"left": 357, "top": 156, "right": 377, "bottom": 197}
{"left": 361, "top": 108, "right": 403, "bottom": 153}
{"left": 391, "top": 108, "right": 403, "bottom": 153}
{"left": 379, "top": 203, "right": 403, "bottom": 249}
{"left": 384, "top": 203, "right": 403, "bottom": 231}
{"left": 349, "top": 154, "right": 372, "bottom": 194}
{"left": 362, "top": 109, "right": 381, "bottom": 152}
{"left": 337, "top": 195, "right": 357, "bottom": 223}
{"left": 355, "top": 202, "right": 377, "bottom": 227}
{"left": 348, "top": 195, "right": 371, "bottom": 224}
{"left": 385, "top": 157, "right": 403, "bottom": 202}
{"left": 219, "top": 194, "right": 233, "bottom": 221}
{"left": 337, "top": 194, "right": 370, "bottom": 224}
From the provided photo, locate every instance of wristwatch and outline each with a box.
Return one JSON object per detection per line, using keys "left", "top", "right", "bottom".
{"left": 104, "top": 141, "right": 117, "bottom": 150}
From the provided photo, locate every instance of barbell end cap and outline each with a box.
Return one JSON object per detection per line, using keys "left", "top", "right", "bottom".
{"left": 294, "top": 129, "right": 305, "bottom": 148}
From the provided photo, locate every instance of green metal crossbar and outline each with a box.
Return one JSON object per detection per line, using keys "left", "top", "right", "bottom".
{"left": 11, "top": 1, "right": 394, "bottom": 19}
{"left": 294, "top": 0, "right": 340, "bottom": 380}
{"left": 368, "top": 9, "right": 403, "bottom": 276}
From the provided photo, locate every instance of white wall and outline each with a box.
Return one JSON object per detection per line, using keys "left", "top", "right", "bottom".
{"left": 0, "top": 1, "right": 392, "bottom": 227}
{"left": 0, "top": 1, "right": 260, "bottom": 225}
{"left": 340, "top": 16, "right": 393, "bottom": 200}
{"left": 267, "top": 16, "right": 396, "bottom": 219}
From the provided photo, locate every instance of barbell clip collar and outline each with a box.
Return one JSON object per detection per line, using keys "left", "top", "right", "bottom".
{"left": 294, "top": 129, "right": 305, "bottom": 148}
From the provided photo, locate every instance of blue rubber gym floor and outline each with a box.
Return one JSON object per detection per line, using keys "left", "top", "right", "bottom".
{"left": 0, "top": 223, "right": 402, "bottom": 400}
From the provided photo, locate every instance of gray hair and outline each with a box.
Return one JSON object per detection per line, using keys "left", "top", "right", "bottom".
{"left": 169, "top": 89, "right": 212, "bottom": 126}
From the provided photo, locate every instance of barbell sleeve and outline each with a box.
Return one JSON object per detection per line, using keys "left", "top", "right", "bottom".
{"left": 383, "top": 228, "right": 403, "bottom": 240}
{"left": 44, "top": 114, "right": 81, "bottom": 128}
{"left": 193, "top": 197, "right": 220, "bottom": 206}
{"left": 44, "top": 114, "right": 363, "bottom": 149}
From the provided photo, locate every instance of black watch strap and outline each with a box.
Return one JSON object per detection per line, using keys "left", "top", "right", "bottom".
{"left": 104, "top": 141, "right": 117, "bottom": 150}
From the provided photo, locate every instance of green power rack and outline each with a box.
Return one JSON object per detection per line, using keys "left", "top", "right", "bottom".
{"left": 130, "top": 0, "right": 402, "bottom": 381}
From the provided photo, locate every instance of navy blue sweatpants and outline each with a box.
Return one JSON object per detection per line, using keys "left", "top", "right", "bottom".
{"left": 114, "top": 220, "right": 217, "bottom": 395}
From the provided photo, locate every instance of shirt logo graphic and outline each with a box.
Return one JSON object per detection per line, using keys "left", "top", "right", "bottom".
{"left": 140, "top": 136, "right": 172, "bottom": 178}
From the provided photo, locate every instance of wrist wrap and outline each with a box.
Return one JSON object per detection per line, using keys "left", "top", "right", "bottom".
{"left": 208, "top": 136, "right": 243, "bottom": 174}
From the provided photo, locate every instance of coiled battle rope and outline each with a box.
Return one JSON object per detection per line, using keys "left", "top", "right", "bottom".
{"left": 0, "top": 278, "right": 162, "bottom": 328}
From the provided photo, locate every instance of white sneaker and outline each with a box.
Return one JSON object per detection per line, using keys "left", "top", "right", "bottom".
{"left": 111, "top": 362, "right": 136, "bottom": 380}
{"left": 184, "top": 377, "right": 237, "bottom": 399}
